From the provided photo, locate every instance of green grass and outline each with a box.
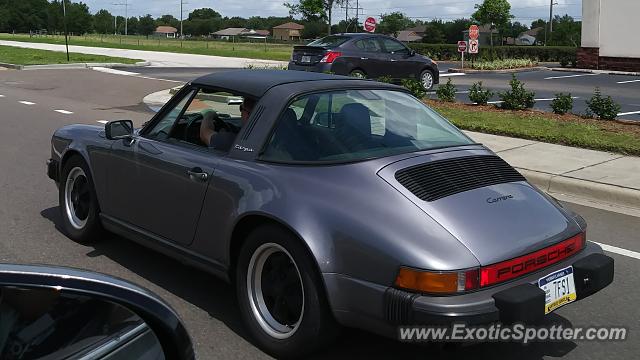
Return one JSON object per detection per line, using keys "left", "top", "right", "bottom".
{"left": 429, "top": 102, "right": 640, "bottom": 156}
{"left": 0, "top": 33, "right": 294, "bottom": 61}
{"left": 0, "top": 44, "right": 141, "bottom": 65}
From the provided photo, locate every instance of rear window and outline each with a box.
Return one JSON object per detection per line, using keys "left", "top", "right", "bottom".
{"left": 260, "top": 90, "right": 473, "bottom": 163}
{"left": 308, "top": 36, "right": 349, "bottom": 47}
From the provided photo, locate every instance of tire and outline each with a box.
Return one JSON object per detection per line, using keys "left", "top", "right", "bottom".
{"left": 59, "top": 155, "right": 104, "bottom": 243}
{"left": 420, "top": 69, "right": 435, "bottom": 91}
{"left": 349, "top": 69, "right": 367, "bottom": 79}
{"left": 236, "top": 225, "right": 338, "bottom": 358}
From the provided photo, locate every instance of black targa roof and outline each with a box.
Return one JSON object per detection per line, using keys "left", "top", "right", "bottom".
{"left": 192, "top": 70, "right": 385, "bottom": 98}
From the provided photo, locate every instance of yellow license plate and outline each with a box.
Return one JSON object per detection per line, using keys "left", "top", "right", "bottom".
{"left": 538, "top": 266, "right": 577, "bottom": 314}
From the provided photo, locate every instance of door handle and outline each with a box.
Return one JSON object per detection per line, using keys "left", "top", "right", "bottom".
{"left": 187, "top": 167, "right": 208, "bottom": 182}
{"left": 360, "top": 57, "right": 368, "bottom": 60}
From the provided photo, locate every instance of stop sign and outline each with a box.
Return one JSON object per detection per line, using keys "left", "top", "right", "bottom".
{"left": 469, "top": 25, "right": 479, "bottom": 40}
{"left": 364, "top": 17, "right": 377, "bottom": 33}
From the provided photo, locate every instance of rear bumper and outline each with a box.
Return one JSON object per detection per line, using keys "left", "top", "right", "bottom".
{"left": 323, "top": 242, "right": 613, "bottom": 338}
{"left": 287, "top": 62, "right": 333, "bottom": 73}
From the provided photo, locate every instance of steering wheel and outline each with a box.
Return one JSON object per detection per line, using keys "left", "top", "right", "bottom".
{"left": 183, "top": 113, "right": 204, "bottom": 142}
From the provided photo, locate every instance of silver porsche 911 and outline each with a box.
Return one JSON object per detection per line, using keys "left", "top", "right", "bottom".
{"left": 47, "top": 70, "right": 613, "bottom": 358}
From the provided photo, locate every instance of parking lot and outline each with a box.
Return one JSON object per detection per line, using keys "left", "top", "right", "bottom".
{"left": 0, "top": 67, "right": 638, "bottom": 359}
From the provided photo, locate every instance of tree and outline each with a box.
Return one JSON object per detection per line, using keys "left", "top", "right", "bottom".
{"left": 285, "top": 0, "right": 344, "bottom": 35}
{"left": 126, "top": 16, "right": 139, "bottom": 34}
{"left": 443, "top": 18, "right": 472, "bottom": 43}
{"left": 188, "top": 8, "right": 221, "bottom": 20}
{"left": 157, "top": 14, "right": 179, "bottom": 28}
{"left": 550, "top": 15, "right": 581, "bottom": 46}
{"left": 64, "top": 1, "right": 93, "bottom": 34}
{"left": 472, "top": 0, "right": 512, "bottom": 48}
{"left": 422, "top": 23, "right": 446, "bottom": 44}
{"left": 138, "top": 14, "right": 156, "bottom": 38}
{"left": 376, "top": 12, "right": 413, "bottom": 37}
{"left": 93, "top": 9, "right": 113, "bottom": 34}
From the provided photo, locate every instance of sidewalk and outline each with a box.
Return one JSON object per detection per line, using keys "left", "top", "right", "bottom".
{"left": 466, "top": 131, "right": 640, "bottom": 212}
{"left": 0, "top": 40, "right": 287, "bottom": 68}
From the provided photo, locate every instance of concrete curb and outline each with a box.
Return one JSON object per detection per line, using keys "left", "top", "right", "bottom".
{"left": 4, "top": 61, "right": 150, "bottom": 71}
{"left": 518, "top": 168, "right": 640, "bottom": 211}
{"left": 549, "top": 67, "right": 640, "bottom": 77}
{"left": 448, "top": 66, "right": 546, "bottom": 74}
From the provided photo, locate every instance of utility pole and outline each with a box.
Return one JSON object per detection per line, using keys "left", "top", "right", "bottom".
{"left": 112, "top": 1, "right": 128, "bottom": 35}
{"left": 340, "top": 2, "right": 363, "bottom": 33}
{"left": 180, "top": 0, "right": 184, "bottom": 38}
{"left": 355, "top": 0, "right": 359, "bottom": 32}
{"left": 62, "top": 0, "right": 69, "bottom": 61}
{"left": 545, "top": 0, "right": 556, "bottom": 46}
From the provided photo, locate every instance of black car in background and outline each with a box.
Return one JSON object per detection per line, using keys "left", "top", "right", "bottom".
{"left": 287, "top": 33, "right": 439, "bottom": 90}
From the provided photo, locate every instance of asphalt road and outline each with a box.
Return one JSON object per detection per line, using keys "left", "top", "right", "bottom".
{"left": 0, "top": 68, "right": 638, "bottom": 359}
{"left": 119, "top": 65, "right": 640, "bottom": 121}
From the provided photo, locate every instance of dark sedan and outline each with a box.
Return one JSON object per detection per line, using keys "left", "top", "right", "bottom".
{"left": 287, "top": 33, "right": 439, "bottom": 90}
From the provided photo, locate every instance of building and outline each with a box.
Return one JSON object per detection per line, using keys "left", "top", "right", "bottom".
{"left": 578, "top": 0, "right": 640, "bottom": 71}
{"left": 462, "top": 24, "right": 498, "bottom": 46}
{"left": 154, "top": 26, "right": 178, "bottom": 38}
{"left": 395, "top": 30, "right": 423, "bottom": 43}
{"left": 212, "top": 28, "right": 270, "bottom": 40}
{"left": 272, "top": 22, "right": 304, "bottom": 41}
{"left": 515, "top": 27, "right": 542, "bottom": 46}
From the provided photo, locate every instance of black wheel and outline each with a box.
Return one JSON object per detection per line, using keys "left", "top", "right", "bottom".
{"left": 236, "top": 225, "right": 338, "bottom": 358}
{"left": 420, "top": 69, "right": 435, "bottom": 91}
{"left": 59, "top": 155, "right": 104, "bottom": 243}
{"left": 349, "top": 69, "right": 367, "bottom": 79}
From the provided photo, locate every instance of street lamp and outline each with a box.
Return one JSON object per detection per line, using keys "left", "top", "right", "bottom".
{"left": 62, "top": 0, "right": 70, "bottom": 61}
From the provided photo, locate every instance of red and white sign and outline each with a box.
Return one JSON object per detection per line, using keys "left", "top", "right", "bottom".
{"left": 457, "top": 41, "right": 467, "bottom": 53}
{"left": 469, "top": 39, "right": 479, "bottom": 54}
{"left": 469, "top": 25, "right": 480, "bottom": 40}
{"left": 364, "top": 17, "right": 377, "bottom": 33}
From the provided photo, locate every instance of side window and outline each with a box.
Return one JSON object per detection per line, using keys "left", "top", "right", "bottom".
{"left": 145, "top": 89, "right": 196, "bottom": 141}
{"left": 381, "top": 38, "right": 408, "bottom": 54}
{"left": 355, "top": 38, "right": 382, "bottom": 53}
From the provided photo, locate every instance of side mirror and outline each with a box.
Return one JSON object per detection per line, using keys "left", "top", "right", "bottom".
{"left": 0, "top": 264, "right": 194, "bottom": 359}
{"left": 409, "top": 49, "right": 416, "bottom": 57}
{"left": 105, "top": 120, "right": 134, "bottom": 140}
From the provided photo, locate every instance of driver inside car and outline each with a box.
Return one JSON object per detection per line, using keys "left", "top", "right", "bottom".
{"left": 199, "top": 98, "right": 256, "bottom": 150}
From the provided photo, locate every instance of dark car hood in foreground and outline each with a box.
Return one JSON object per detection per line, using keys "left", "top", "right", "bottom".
{"left": 378, "top": 148, "right": 583, "bottom": 266}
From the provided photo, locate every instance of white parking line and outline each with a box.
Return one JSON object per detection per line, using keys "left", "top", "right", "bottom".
{"left": 54, "top": 110, "right": 73, "bottom": 115}
{"left": 96, "top": 120, "right": 109, "bottom": 124}
{"left": 593, "top": 242, "right": 640, "bottom": 260}
{"left": 18, "top": 101, "right": 35, "bottom": 105}
{"left": 617, "top": 110, "right": 640, "bottom": 116}
{"left": 440, "top": 73, "right": 466, "bottom": 77}
{"left": 91, "top": 67, "right": 140, "bottom": 76}
{"left": 617, "top": 79, "right": 640, "bottom": 84}
{"left": 0, "top": 95, "right": 5, "bottom": 97}
{"left": 544, "top": 73, "right": 599, "bottom": 80}
{"left": 486, "top": 97, "right": 579, "bottom": 105}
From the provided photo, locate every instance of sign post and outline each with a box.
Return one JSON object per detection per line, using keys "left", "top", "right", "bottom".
{"left": 457, "top": 41, "right": 467, "bottom": 69}
{"left": 364, "top": 17, "right": 377, "bottom": 33}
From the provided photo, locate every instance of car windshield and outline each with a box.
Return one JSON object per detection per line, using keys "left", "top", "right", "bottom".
{"left": 308, "top": 36, "right": 349, "bottom": 47}
{"left": 260, "top": 89, "right": 474, "bottom": 163}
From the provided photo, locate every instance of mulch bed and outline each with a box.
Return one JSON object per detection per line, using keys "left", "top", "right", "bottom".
{"left": 425, "top": 99, "right": 640, "bottom": 138}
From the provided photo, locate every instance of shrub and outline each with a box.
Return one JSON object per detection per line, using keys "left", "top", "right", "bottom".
{"left": 586, "top": 87, "right": 621, "bottom": 120}
{"left": 401, "top": 79, "right": 427, "bottom": 99}
{"left": 550, "top": 93, "right": 574, "bottom": 114}
{"left": 377, "top": 75, "right": 393, "bottom": 83}
{"left": 498, "top": 74, "right": 536, "bottom": 110}
{"left": 435, "top": 78, "right": 457, "bottom": 102}
{"left": 468, "top": 81, "right": 494, "bottom": 105}
{"left": 470, "top": 58, "right": 537, "bottom": 70}
{"left": 406, "top": 44, "right": 576, "bottom": 63}
{"left": 559, "top": 57, "right": 569, "bottom": 67}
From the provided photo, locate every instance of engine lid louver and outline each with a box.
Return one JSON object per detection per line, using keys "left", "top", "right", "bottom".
{"left": 394, "top": 155, "right": 526, "bottom": 202}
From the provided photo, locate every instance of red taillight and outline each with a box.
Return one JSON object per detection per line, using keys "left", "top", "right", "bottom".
{"left": 479, "top": 232, "right": 586, "bottom": 287}
{"left": 464, "top": 269, "right": 479, "bottom": 291}
{"left": 320, "top": 51, "right": 342, "bottom": 63}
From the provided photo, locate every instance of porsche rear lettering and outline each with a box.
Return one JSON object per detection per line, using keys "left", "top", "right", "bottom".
{"left": 486, "top": 194, "right": 514, "bottom": 204}
{"left": 496, "top": 243, "right": 577, "bottom": 278}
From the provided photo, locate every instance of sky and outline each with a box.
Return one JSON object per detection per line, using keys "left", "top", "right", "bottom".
{"left": 81, "top": 0, "right": 582, "bottom": 26}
